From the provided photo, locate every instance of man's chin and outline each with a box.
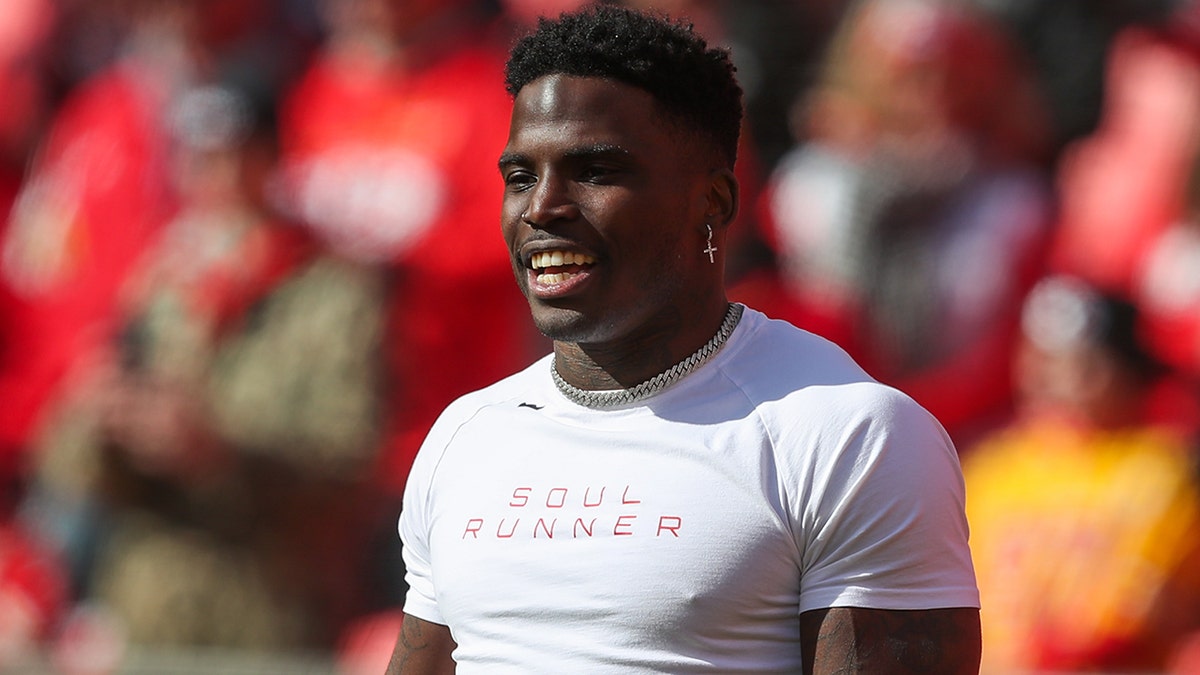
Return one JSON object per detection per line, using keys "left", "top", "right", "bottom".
{"left": 527, "top": 303, "right": 603, "bottom": 343}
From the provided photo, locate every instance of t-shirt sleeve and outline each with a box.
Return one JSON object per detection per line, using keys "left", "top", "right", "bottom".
{"left": 792, "top": 386, "right": 980, "bottom": 614}
{"left": 398, "top": 419, "right": 452, "bottom": 625}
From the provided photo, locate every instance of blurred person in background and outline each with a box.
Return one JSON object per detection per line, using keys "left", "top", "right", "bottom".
{"left": 4, "top": 0, "right": 386, "bottom": 655}
{"left": 0, "top": 1, "right": 186, "bottom": 663}
{"left": 732, "top": 0, "right": 1054, "bottom": 445}
{"left": 965, "top": 275, "right": 1200, "bottom": 673}
{"left": 23, "top": 67, "right": 388, "bottom": 650}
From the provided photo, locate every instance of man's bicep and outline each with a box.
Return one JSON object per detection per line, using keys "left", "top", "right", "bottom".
{"left": 799, "top": 606, "right": 981, "bottom": 675}
{"left": 385, "top": 613, "right": 457, "bottom": 675}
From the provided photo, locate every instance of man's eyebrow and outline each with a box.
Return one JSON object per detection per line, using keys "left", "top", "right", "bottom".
{"left": 498, "top": 151, "right": 528, "bottom": 171}
{"left": 497, "top": 144, "right": 632, "bottom": 171}
{"left": 562, "top": 143, "right": 631, "bottom": 161}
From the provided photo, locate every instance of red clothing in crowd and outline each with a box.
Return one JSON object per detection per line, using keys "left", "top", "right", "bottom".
{"left": 0, "top": 63, "right": 175, "bottom": 473}
{"left": 280, "top": 33, "right": 543, "bottom": 493}
{"left": 1051, "top": 28, "right": 1200, "bottom": 295}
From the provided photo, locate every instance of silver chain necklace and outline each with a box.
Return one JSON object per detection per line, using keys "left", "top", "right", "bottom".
{"left": 551, "top": 303, "right": 745, "bottom": 409}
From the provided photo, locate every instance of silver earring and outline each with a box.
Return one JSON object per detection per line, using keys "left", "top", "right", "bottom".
{"left": 703, "top": 224, "right": 718, "bottom": 264}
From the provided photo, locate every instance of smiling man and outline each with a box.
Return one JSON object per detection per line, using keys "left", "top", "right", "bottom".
{"left": 387, "top": 6, "right": 981, "bottom": 674}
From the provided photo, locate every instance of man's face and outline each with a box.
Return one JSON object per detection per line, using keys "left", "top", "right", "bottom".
{"left": 499, "top": 74, "right": 715, "bottom": 346}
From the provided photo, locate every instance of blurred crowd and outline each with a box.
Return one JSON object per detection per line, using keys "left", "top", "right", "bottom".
{"left": 0, "top": 0, "right": 1198, "bottom": 673}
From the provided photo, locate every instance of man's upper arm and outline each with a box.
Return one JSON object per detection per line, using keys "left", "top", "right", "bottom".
{"left": 799, "top": 606, "right": 981, "bottom": 675}
{"left": 385, "top": 613, "right": 457, "bottom": 675}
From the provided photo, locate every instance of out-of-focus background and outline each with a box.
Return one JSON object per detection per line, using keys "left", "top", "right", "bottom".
{"left": 0, "top": 0, "right": 1199, "bottom": 673}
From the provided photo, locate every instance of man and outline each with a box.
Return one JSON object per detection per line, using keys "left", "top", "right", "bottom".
{"left": 388, "top": 6, "right": 981, "bottom": 673}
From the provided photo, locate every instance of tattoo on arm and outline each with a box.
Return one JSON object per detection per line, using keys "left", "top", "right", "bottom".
{"left": 800, "top": 607, "right": 981, "bottom": 675}
{"left": 385, "top": 614, "right": 456, "bottom": 675}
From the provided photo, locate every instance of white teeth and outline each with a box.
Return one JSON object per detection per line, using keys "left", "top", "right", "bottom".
{"left": 531, "top": 251, "right": 596, "bottom": 269}
{"left": 537, "top": 271, "right": 587, "bottom": 285}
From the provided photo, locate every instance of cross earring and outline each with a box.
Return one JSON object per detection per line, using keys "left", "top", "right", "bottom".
{"left": 703, "top": 224, "right": 718, "bottom": 264}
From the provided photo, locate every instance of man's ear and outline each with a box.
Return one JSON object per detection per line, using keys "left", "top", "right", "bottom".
{"left": 705, "top": 168, "right": 739, "bottom": 230}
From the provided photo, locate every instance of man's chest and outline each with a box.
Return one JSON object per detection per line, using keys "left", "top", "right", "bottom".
{"left": 422, "top": 413, "right": 803, "bottom": 633}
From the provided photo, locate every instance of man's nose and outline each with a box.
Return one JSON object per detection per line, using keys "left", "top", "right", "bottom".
{"left": 522, "top": 173, "right": 579, "bottom": 227}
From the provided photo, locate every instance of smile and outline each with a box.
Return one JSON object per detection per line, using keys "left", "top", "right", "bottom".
{"left": 530, "top": 250, "right": 597, "bottom": 285}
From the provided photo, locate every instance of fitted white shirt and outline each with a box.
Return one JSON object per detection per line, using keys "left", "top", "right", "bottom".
{"left": 400, "top": 306, "right": 978, "bottom": 673}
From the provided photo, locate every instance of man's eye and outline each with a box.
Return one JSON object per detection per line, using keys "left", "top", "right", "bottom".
{"left": 579, "top": 166, "right": 617, "bottom": 183}
{"left": 504, "top": 171, "right": 536, "bottom": 191}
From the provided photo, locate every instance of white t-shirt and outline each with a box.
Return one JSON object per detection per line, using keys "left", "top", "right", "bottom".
{"left": 400, "top": 306, "right": 979, "bottom": 673}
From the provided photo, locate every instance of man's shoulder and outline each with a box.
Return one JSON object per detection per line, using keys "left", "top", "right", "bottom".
{"left": 724, "top": 308, "right": 931, "bottom": 424}
{"left": 725, "top": 307, "right": 878, "bottom": 393}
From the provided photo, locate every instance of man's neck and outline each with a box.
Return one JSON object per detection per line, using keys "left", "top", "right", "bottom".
{"left": 552, "top": 299, "right": 734, "bottom": 392}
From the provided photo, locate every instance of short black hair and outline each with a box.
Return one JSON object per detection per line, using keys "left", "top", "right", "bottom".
{"left": 505, "top": 5, "right": 743, "bottom": 168}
